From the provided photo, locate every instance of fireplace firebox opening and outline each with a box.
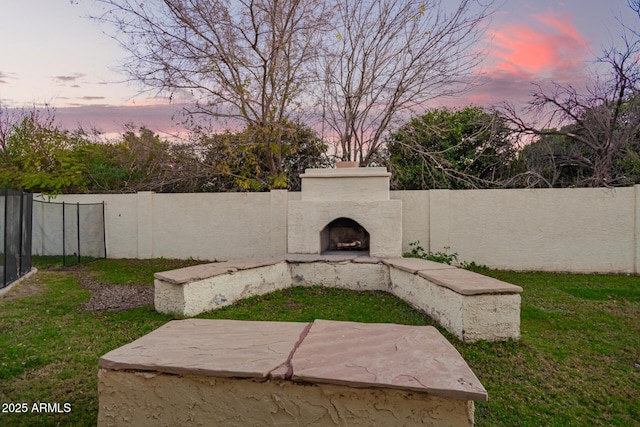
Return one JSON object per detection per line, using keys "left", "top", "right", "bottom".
{"left": 320, "top": 217, "right": 370, "bottom": 254}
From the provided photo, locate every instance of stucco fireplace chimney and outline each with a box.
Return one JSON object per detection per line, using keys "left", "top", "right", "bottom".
{"left": 288, "top": 166, "right": 402, "bottom": 258}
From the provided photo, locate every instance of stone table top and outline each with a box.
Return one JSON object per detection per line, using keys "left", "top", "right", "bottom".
{"left": 291, "top": 320, "right": 487, "bottom": 401}
{"left": 99, "top": 319, "right": 309, "bottom": 378}
{"left": 99, "top": 319, "right": 488, "bottom": 402}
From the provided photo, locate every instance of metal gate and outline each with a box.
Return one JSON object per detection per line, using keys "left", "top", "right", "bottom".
{"left": 32, "top": 199, "right": 106, "bottom": 266}
{"left": 1, "top": 187, "right": 33, "bottom": 289}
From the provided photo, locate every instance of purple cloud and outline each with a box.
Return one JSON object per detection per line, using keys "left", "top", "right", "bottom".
{"left": 0, "top": 71, "right": 14, "bottom": 84}
{"left": 53, "top": 73, "right": 86, "bottom": 84}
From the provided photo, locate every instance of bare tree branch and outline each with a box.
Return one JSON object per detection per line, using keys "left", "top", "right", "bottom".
{"left": 502, "top": 36, "right": 640, "bottom": 187}
{"left": 95, "top": 0, "right": 330, "bottom": 183}
{"left": 318, "top": 0, "right": 495, "bottom": 165}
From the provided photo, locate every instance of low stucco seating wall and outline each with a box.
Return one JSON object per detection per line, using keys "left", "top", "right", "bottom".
{"left": 382, "top": 258, "right": 523, "bottom": 342}
{"left": 154, "top": 256, "right": 292, "bottom": 317}
{"left": 98, "top": 319, "right": 486, "bottom": 426}
{"left": 154, "top": 255, "right": 523, "bottom": 342}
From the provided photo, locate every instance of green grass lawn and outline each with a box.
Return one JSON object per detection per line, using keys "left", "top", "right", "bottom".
{"left": 1, "top": 258, "right": 638, "bottom": 426}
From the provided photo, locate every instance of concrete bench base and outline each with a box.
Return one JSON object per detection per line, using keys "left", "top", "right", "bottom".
{"left": 98, "top": 319, "right": 485, "bottom": 426}
{"left": 99, "top": 371, "right": 475, "bottom": 427}
{"left": 155, "top": 255, "right": 523, "bottom": 342}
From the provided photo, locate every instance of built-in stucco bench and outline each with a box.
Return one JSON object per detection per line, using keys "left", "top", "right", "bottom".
{"left": 98, "top": 319, "right": 486, "bottom": 426}
{"left": 381, "top": 258, "right": 523, "bottom": 342}
{"left": 154, "top": 255, "right": 523, "bottom": 342}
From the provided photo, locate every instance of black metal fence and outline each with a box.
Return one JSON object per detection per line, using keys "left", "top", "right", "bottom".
{"left": 1, "top": 187, "right": 33, "bottom": 290}
{"left": 32, "top": 199, "right": 107, "bottom": 266}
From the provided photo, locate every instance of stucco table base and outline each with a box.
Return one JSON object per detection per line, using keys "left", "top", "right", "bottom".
{"left": 154, "top": 255, "right": 523, "bottom": 342}
{"left": 98, "top": 319, "right": 486, "bottom": 427}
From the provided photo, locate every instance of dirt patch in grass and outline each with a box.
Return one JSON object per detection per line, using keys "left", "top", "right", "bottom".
{"left": 78, "top": 277, "right": 154, "bottom": 313}
{"left": 44, "top": 261, "right": 164, "bottom": 312}
{"left": 4, "top": 257, "right": 207, "bottom": 313}
{"left": 0, "top": 276, "right": 43, "bottom": 301}
{"left": 1, "top": 266, "right": 155, "bottom": 312}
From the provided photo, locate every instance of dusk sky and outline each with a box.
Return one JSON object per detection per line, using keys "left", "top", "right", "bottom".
{"left": 0, "top": 0, "right": 635, "bottom": 138}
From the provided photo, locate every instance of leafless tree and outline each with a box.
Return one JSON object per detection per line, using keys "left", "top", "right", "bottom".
{"left": 502, "top": 2, "right": 640, "bottom": 187}
{"left": 317, "top": 0, "right": 495, "bottom": 165}
{"left": 95, "top": 0, "right": 330, "bottom": 186}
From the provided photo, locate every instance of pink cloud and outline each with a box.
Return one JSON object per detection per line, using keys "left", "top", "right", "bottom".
{"left": 436, "top": 10, "right": 594, "bottom": 110}
{"left": 487, "top": 11, "right": 591, "bottom": 79}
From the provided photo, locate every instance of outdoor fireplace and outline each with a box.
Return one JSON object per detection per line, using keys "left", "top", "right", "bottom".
{"left": 321, "top": 217, "right": 370, "bottom": 253}
{"left": 288, "top": 166, "right": 402, "bottom": 258}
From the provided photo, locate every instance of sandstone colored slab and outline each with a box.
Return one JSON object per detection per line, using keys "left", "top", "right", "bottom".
{"left": 155, "top": 257, "right": 286, "bottom": 285}
{"left": 226, "top": 255, "right": 286, "bottom": 270}
{"left": 99, "top": 319, "right": 309, "bottom": 378}
{"left": 285, "top": 253, "right": 326, "bottom": 263}
{"left": 419, "top": 268, "right": 523, "bottom": 295}
{"left": 154, "top": 262, "right": 237, "bottom": 285}
{"left": 291, "top": 319, "right": 487, "bottom": 402}
{"left": 382, "top": 257, "right": 457, "bottom": 274}
{"left": 351, "top": 256, "right": 383, "bottom": 264}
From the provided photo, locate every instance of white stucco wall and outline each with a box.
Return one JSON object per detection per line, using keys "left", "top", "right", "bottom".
{"left": 391, "top": 190, "right": 429, "bottom": 254}
{"left": 33, "top": 191, "right": 285, "bottom": 260}
{"left": 440, "top": 187, "right": 636, "bottom": 273}
{"left": 31, "top": 185, "right": 640, "bottom": 273}
{"left": 151, "top": 192, "right": 275, "bottom": 260}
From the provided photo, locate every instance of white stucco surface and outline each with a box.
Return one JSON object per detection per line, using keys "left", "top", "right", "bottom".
{"left": 290, "top": 262, "right": 390, "bottom": 291}
{"left": 461, "top": 294, "right": 522, "bottom": 342}
{"left": 390, "top": 268, "right": 465, "bottom": 338}
{"left": 98, "top": 366, "right": 475, "bottom": 427}
{"left": 152, "top": 192, "right": 274, "bottom": 260}
{"left": 300, "top": 167, "right": 391, "bottom": 202}
{"left": 445, "top": 187, "right": 636, "bottom": 273}
{"left": 288, "top": 200, "right": 403, "bottom": 257}
{"left": 179, "top": 263, "right": 290, "bottom": 316}
{"left": 391, "top": 190, "right": 430, "bottom": 253}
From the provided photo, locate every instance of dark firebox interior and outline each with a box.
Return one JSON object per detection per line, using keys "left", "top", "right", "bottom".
{"left": 320, "top": 217, "right": 370, "bottom": 253}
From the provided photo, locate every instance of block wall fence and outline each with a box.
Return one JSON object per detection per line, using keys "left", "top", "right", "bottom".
{"left": 33, "top": 185, "right": 640, "bottom": 274}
